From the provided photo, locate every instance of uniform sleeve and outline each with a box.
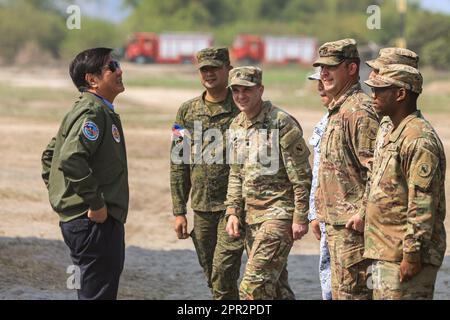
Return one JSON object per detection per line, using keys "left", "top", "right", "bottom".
{"left": 280, "top": 120, "right": 312, "bottom": 224}
{"left": 225, "top": 122, "right": 245, "bottom": 218}
{"left": 225, "top": 162, "right": 244, "bottom": 218}
{"left": 170, "top": 105, "right": 191, "bottom": 216}
{"left": 58, "top": 110, "right": 105, "bottom": 210}
{"left": 41, "top": 136, "right": 56, "bottom": 189}
{"left": 349, "top": 110, "right": 379, "bottom": 219}
{"left": 402, "top": 138, "right": 441, "bottom": 263}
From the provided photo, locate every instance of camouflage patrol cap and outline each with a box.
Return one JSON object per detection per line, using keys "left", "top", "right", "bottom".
{"left": 366, "top": 47, "right": 419, "bottom": 70}
{"left": 313, "top": 38, "right": 359, "bottom": 67}
{"left": 228, "top": 66, "right": 262, "bottom": 87}
{"left": 364, "top": 64, "right": 423, "bottom": 94}
{"left": 196, "top": 47, "right": 230, "bottom": 69}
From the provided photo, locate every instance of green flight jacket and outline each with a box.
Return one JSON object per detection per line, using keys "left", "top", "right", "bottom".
{"left": 41, "top": 92, "right": 129, "bottom": 223}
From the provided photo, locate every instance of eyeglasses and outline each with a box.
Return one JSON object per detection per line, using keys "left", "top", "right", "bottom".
{"left": 105, "top": 60, "right": 121, "bottom": 73}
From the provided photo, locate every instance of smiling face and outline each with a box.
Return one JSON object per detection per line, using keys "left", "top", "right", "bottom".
{"left": 198, "top": 65, "right": 230, "bottom": 90}
{"left": 87, "top": 55, "right": 124, "bottom": 103}
{"left": 231, "top": 84, "right": 264, "bottom": 118}
{"left": 320, "top": 62, "right": 350, "bottom": 97}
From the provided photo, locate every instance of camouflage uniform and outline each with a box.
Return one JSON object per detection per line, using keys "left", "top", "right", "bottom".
{"left": 366, "top": 47, "right": 419, "bottom": 159}
{"left": 313, "top": 39, "right": 380, "bottom": 300}
{"left": 364, "top": 65, "right": 446, "bottom": 300}
{"left": 225, "top": 67, "right": 312, "bottom": 300}
{"left": 170, "top": 48, "right": 244, "bottom": 300}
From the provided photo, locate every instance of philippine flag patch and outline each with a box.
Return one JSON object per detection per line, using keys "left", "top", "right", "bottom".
{"left": 172, "top": 123, "right": 190, "bottom": 139}
{"left": 82, "top": 121, "right": 99, "bottom": 141}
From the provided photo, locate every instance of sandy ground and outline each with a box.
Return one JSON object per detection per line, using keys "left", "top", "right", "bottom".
{"left": 0, "top": 64, "right": 449, "bottom": 300}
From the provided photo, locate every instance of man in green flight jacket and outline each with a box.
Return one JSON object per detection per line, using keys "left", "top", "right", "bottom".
{"left": 41, "top": 47, "right": 128, "bottom": 300}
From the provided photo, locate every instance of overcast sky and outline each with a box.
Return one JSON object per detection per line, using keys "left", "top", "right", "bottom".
{"left": 73, "top": 0, "right": 450, "bottom": 24}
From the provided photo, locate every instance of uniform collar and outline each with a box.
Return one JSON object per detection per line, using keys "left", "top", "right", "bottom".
{"left": 388, "top": 110, "right": 422, "bottom": 143}
{"left": 239, "top": 101, "right": 272, "bottom": 129}
{"left": 328, "top": 82, "right": 362, "bottom": 114}
{"left": 198, "top": 89, "right": 234, "bottom": 117}
{"left": 82, "top": 91, "right": 116, "bottom": 114}
{"left": 93, "top": 93, "right": 115, "bottom": 112}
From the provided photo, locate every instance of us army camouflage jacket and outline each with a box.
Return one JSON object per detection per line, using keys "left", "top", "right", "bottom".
{"left": 170, "top": 90, "right": 240, "bottom": 215}
{"left": 315, "top": 83, "right": 379, "bottom": 225}
{"left": 225, "top": 101, "right": 312, "bottom": 225}
{"left": 364, "top": 111, "right": 446, "bottom": 267}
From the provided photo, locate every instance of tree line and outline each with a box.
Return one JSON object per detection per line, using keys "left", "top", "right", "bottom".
{"left": 0, "top": 0, "right": 449, "bottom": 69}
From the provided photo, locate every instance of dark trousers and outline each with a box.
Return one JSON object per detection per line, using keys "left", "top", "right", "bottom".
{"left": 60, "top": 214, "right": 125, "bottom": 300}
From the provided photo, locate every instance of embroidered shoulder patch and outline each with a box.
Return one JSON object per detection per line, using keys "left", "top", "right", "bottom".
{"left": 112, "top": 124, "right": 121, "bottom": 143}
{"left": 82, "top": 121, "right": 99, "bottom": 141}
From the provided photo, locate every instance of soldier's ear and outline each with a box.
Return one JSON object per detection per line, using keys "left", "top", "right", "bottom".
{"left": 85, "top": 73, "right": 98, "bottom": 89}
{"left": 347, "top": 62, "right": 358, "bottom": 76}
{"left": 396, "top": 88, "right": 407, "bottom": 102}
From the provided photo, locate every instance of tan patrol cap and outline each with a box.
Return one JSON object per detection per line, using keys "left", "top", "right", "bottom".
{"left": 313, "top": 38, "right": 359, "bottom": 67}
{"left": 364, "top": 64, "right": 423, "bottom": 94}
{"left": 228, "top": 66, "right": 262, "bottom": 87}
{"left": 366, "top": 47, "right": 419, "bottom": 70}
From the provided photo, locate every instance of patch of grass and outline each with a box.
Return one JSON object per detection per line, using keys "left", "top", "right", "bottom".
{"left": 419, "top": 93, "right": 450, "bottom": 114}
{"left": 0, "top": 83, "right": 77, "bottom": 122}
{"left": 124, "top": 77, "right": 199, "bottom": 89}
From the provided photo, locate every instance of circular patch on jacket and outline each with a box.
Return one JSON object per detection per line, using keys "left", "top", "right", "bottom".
{"left": 418, "top": 163, "right": 431, "bottom": 178}
{"left": 82, "top": 121, "right": 99, "bottom": 141}
{"left": 112, "top": 124, "right": 121, "bottom": 143}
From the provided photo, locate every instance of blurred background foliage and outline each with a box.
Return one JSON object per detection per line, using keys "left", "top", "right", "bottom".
{"left": 0, "top": 0, "right": 449, "bottom": 68}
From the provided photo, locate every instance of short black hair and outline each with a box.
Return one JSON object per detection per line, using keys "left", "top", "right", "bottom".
{"left": 69, "top": 47, "right": 113, "bottom": 92}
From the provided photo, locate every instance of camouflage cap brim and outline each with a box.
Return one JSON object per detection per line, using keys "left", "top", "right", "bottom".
{"left": 364, "top": 78, "right": 392, "bottom": 89}
{"left": 366, "top": 59, "right": 383, "bottom": 70}
{"left": 228, "top": 79, "right": 257, "bottom": 87}
{"left": 312, "top": 56, "right": 344, "bottom": 67}
{"left": 197, "top": 59, "right": 224, "bottom": 69}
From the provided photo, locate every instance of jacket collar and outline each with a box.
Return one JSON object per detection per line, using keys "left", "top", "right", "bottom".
{"left": 388, "top": 110, "right": 422, "bottom": 143}
{"left": 328, "top": 82, "right": 362, "bottom": 114}
{"left": 238, "top": 100, "right": 272, "bottom": 129}
{"left": 196, "top": 89, "right": 235, "bottom": 117}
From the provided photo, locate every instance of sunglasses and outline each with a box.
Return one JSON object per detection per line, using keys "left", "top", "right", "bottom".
{"left": 105, "top": 60, "right": 121, "bottom": 73}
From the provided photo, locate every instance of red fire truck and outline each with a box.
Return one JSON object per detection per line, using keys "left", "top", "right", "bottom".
{"left": 231, "top": 34, "right": 317, "bottom": 65}
{"left": 125, "top": 32, "right": 213, "bottom": 64}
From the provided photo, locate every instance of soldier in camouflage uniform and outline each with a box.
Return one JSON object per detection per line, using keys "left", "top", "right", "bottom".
{"left": 170, "top": 47, "right": 244, "bottom": 300}
{"left": 364, "top": 65, "right": 446, "bottom": 299}
{"left": 225, "top": 66, "right": 312, "bottom": 300}
{"left": 313, "top": 39, "right": 380, "bottom": 299}
{"left": 366, "top": 47, "right": 420, "bottom": 159}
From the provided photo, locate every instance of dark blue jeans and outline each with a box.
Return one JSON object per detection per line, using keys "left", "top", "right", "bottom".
{"left": 60, "top": 214, "right": 125, "bottom": 300}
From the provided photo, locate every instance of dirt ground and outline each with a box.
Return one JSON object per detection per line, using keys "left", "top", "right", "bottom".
{"left": 0, "top": 64, "right": 449, "bottom": 300}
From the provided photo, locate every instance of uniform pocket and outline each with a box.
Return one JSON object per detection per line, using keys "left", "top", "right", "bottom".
{"left": 324, "top": 128, "right": 342, "bottom": 165}
{"left": 60, "top": 217, "right": 94, "bottom": 253}
{"left": 338, "top": 228, "right": 366, "bottom": 268}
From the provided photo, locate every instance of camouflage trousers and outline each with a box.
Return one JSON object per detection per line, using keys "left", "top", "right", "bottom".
{"left": 325, "top": 224, "right": 372, "bottom": 300}
{"left": 240, "top": 219, "right": 295, "bottom": 300}
{"left": 190, "top": 210, "right": 245, "bottom": 300}
{"left": 371, "top": 260, "right": 439, "bottom": 300}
